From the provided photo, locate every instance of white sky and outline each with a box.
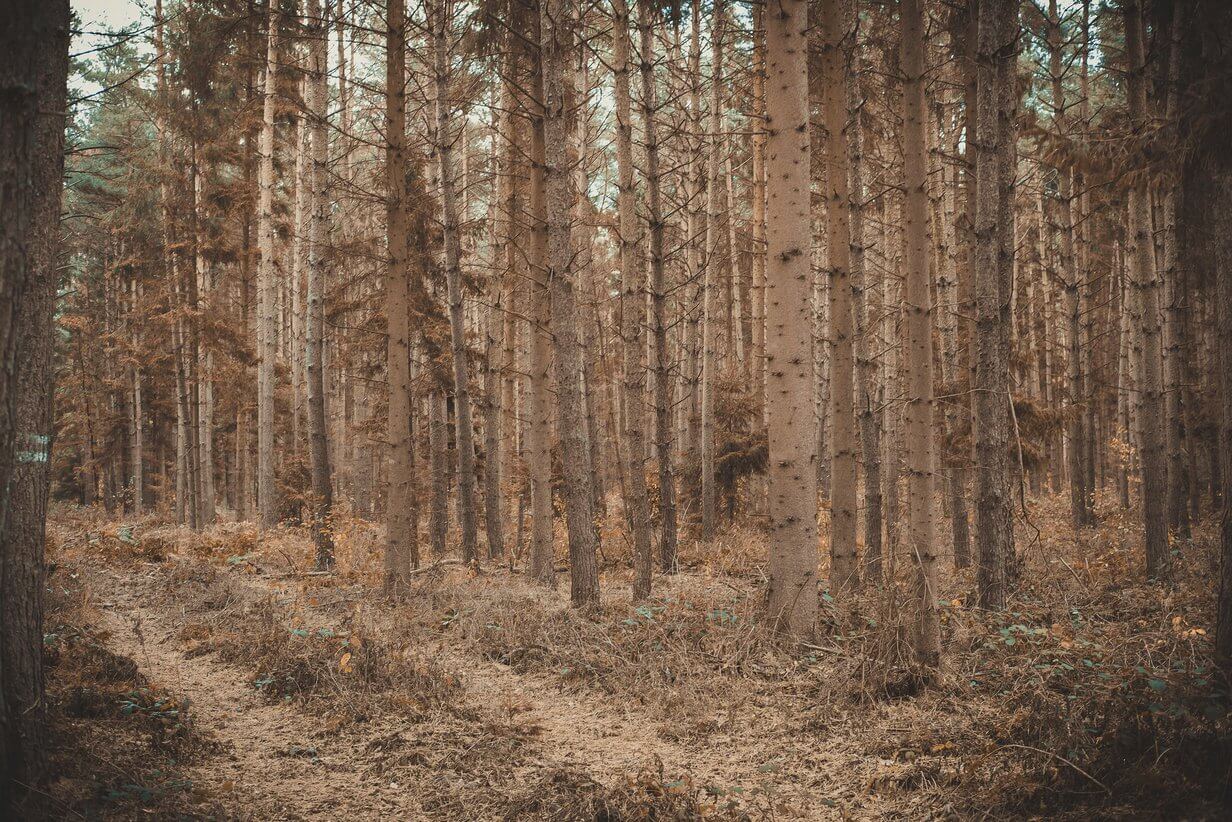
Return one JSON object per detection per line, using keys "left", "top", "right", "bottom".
{"left": 73, "top": 0, "right": 145, "bottom": 56}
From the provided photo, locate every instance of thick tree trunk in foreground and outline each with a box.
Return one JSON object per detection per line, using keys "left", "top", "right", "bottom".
{"left": 1, "top": 0, "right": 70, "bottom": 802}
{"left": 764, "top": 0, "right": 817, "bottom": 637}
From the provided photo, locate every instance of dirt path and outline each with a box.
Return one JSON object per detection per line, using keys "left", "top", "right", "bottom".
{"left": 92, "top": 566, "right": 427, "bottom": 820}
{"left": 87, "top": 561, "right": 859, "bottom": 819}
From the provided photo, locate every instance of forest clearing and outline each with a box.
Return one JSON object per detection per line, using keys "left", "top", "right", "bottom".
{"left": 4, "top": 0, "right": 1232, "bottom": 817}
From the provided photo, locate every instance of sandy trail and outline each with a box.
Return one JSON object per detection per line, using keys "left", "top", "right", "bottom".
{"left": 93, "top": 565, "right": 426, "bottom": 820}
{"left": 88, "top": 560, "right": 860, "bottom": 819}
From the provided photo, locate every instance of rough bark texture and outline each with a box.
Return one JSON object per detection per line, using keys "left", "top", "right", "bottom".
{"left": 384, "top": 0, "right": 416, "bottom": 588}
{"left": 256, "top": 0, "right": 279, "bottom": 528}
{"left": 764, "top": 0, "right": 817, "bottom": 637}
{"left": 900, "top": 0, "right": 940, "bottom": 669}
{"left": 639, "top": 0, "right": 678, "bottom": 575}
{"left": 306, "top": 0, "right": 335, "bottom": 569}
{"left": 699, "top": 0, "right": 725, "bottom": 541}
{"left": 819, "top": 0, "right": 858, "bottom": 593}
{"left": 542, "top": 0, "right": 598, "bottom": 607}
{"left": 750, "top": 4, "right": 768, "bottom": 415}
{"left": 1, "top": 0, "right": 69, "bottom": 802}
{"left": 973, "top": 0, "right": 1015, "bottom": 610}
{"left": 612, "top": 0, "right": 652, "bottom": 598}
{"left": 525, "top": 7, "right": 556, "bottom": 586}
{"left": 1124, "top": 1, "right": 1169, "bottom": 579}
{"left": 432, "top": 0, "right": 479, "bottom": 564}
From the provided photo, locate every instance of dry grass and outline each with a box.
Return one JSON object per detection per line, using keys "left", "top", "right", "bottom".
{"left": 36, "top": 559, "right": 221, "bottom": 820}
{"left": 161, "top": 559, "right": 468, "bottom": 725}
{"left": 43, "top": 492, "right": 1232, "bottom": 819}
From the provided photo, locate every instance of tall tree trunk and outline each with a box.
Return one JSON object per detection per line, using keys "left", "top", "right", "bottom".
{"left": 1047, "top": 0, "right": 1091, "bottom": 528}
{"left": 128, "top": 278, "right": 144, "bottom": 513}
{"left": 849, "top": 7, "right": 882, "bottom": 582}
{"left": 700, "top": 0, "right": 726, "bottom": 541}
{"left": 1124, "top": 1, "right": 1168, "bottom": 579}
{"left": 900, "top": 0, "right": 940, "bottom": 669}
{"left": 385, "top": 0, "right": 416, "bottom": 587}
{"left": 820, "top": 0, "right": 859, "bottom": 593}
{"left": 525, "top": 3, "right": 556, "bottom": 585}
{"left": 974, "top": 0, "right": 1016, "bottom": 610}
{"left": 764, "top": 0, "right": 817, "bottom": 637}
{"left": 432, "top": 0, "right": 480, "bottom": 564}
{"left": 750, "top": 3, "right": 767, "bottom": 416}
{"left": 256, "top": 0, "right": 280, "bottom": 528}
{"left": 542, "top": 0, "right": 599, "bottom": 606}
{"left": 0, "top": 1, "right": 69, "bottom": 801}
{"left": 639, "top": 0, "right": 678, "bottom": 574}
{"left": 306, "top": 0, "right": 335, "bottom": 568}
{"left": 612, "top": 0, "right": 652, "bottom": 598}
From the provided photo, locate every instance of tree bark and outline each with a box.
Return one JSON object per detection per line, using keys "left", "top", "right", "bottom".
{"left": 612, "top": 0, "right": 652, "bottom": 598}
{"left": 900, "top": 0, "right": 940, "bottom": 669}
{"left": 384, "top": 0, "right": 416, "bottom": 588}
{"left": 431, "top": 0, "right": 480, "bottom": 564}
{"left": 542, "top": 0, "right": 599, "bottom": 606}
{"left": 764, "top": 0, "right": 817, "bottom": 637}
{"left": 0, "top": 0, "right": 69, "bottom": 801}
{"left": 525, "top": 3, "right": 556, "bottom": 586}
{"left": 974, "top": 0, "right": 1016, "bottom": 610}
{"left": 305, "top": 0, "right": 335, "bottom": 568}
{"left": 639, "top": 0, "right": 678, "bottom": 574}
{"left": 256, "top": 0, "right": 280, "bottom": 528}
{"left": 820, "top": 0, "right": 859, "bottom": 593}
{"left": 1124, "top": 1, "right": 1169, "bottom": 579}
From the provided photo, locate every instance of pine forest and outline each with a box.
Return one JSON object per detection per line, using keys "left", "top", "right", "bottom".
{"left": 4, "top": 0, "right": 1232, "bottom": 817}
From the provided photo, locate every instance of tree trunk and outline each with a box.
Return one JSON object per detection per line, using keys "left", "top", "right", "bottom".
{"left": 256, "top": 0, "right": 280, "bottom": 528}
{"left": 305, "top": 0, "right": 335, "bottom": 568}
{"left": 900, "top": 0, "right": 940, "bottom": 669}
{"left": 432, "top": 0, "right": 480, "bottom": 564}
{"left": 848, "top": 16, "right": 883, "bottom": 583}
{"left": 764, "top": 0, "right": 817, "bottom": 637}
{"left": 542, "top": 0, "right": 599, "bottom": 606}
{"left": 750, "top": 3, "right": 767, "bottom": 416}
{"left": 1124, "top": 1, "right": 1168, "bottom": 579}
{"left": 429, "top": 389, "right": 450, "bottom": 558}
{"left": 525, "top": 5, "right": 556, "bottom": 586}
{"left": 820, "top": 0, "right": 859, "bottom": 593}
{"left": 973, "top": 0, "right": 1016, "bottom": 610}
{"left": 612, "top": 0, "right": 652, "bottom": 598}
{"left": 639, "top": 0, "right": 678, "bottom": 574}
{"left": 0, "top": 1, "right": 69, "bottom": 801}
{"left": 700, "top": 0, "right": 726, "bottom": 541}
{"left": 385, "top": 0, "right": 416, "bottom": 588}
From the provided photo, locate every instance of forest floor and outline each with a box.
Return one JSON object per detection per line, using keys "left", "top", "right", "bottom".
{"left": 33, "top": 496, "right": 1231, "bottom": 820}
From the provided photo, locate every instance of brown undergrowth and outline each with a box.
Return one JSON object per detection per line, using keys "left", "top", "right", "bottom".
{"left": 36, "top": 553, "right": 221, "bottom": 820}
{"left": 44, "top": 496, "right": 1232, "bottom": 819}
